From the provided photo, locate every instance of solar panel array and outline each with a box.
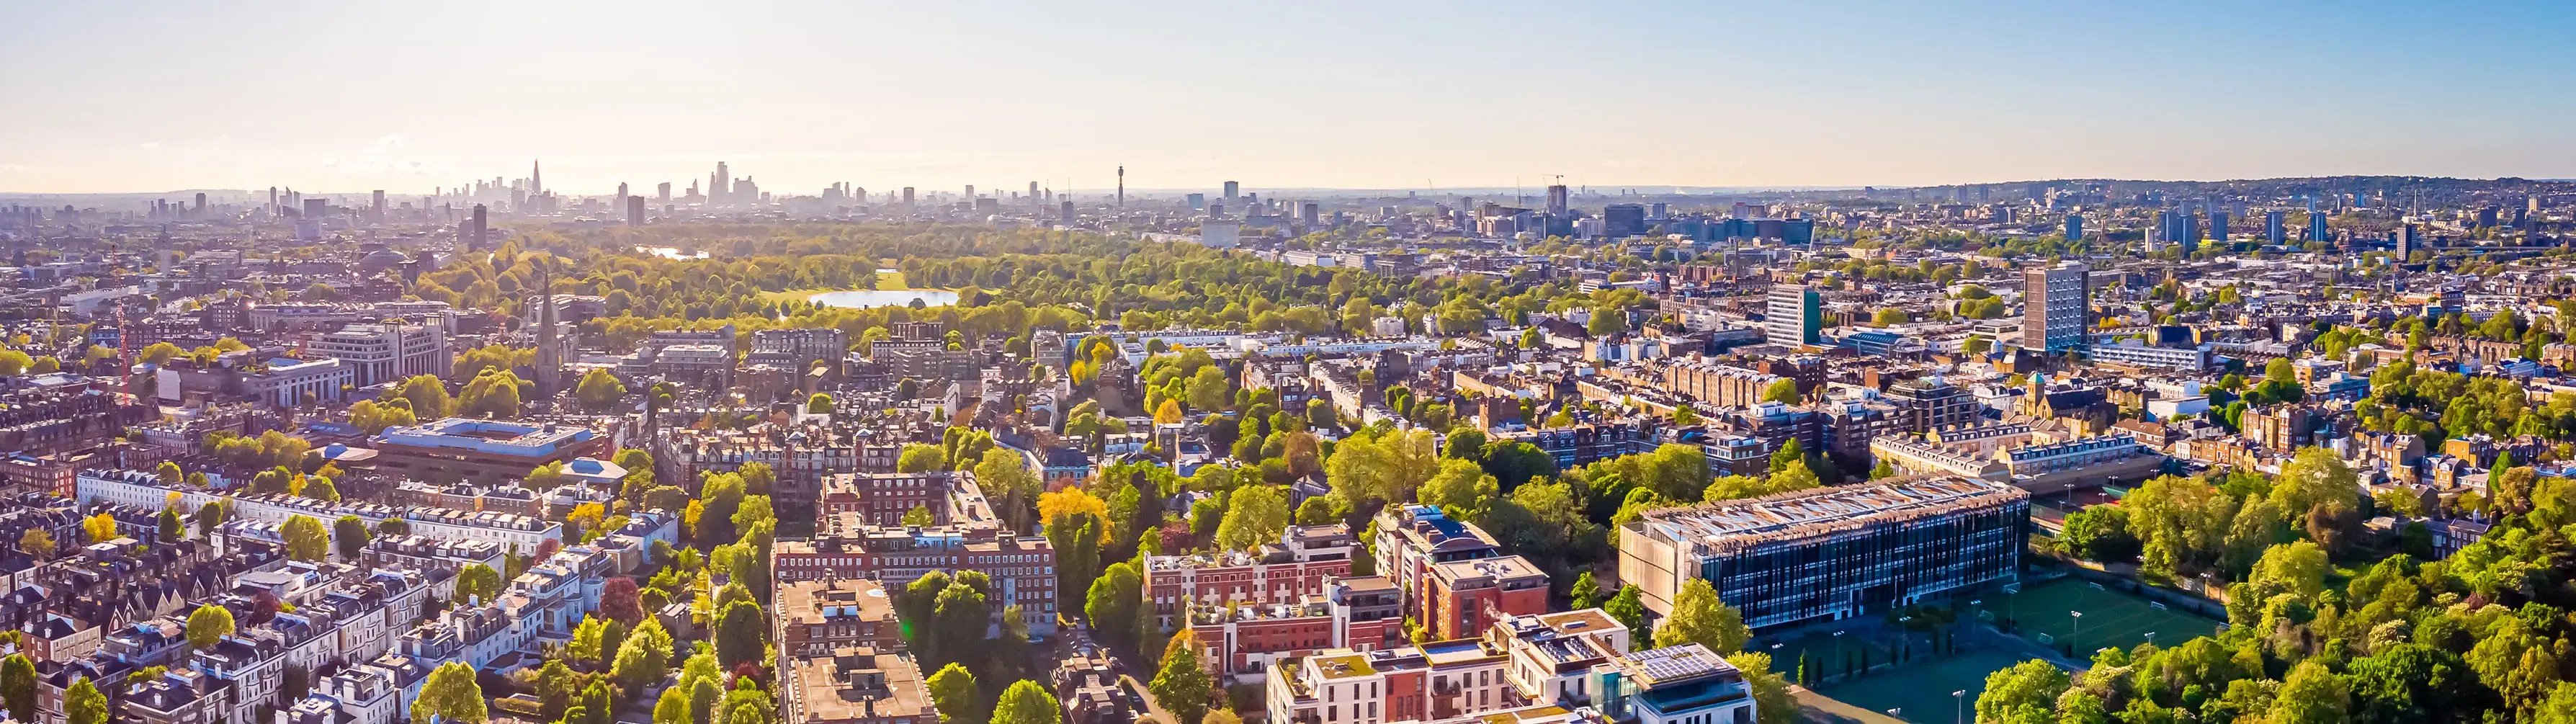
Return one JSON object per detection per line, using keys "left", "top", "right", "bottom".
{"left": 1640, "top": 475, "right": 2013, "bottom": 542}
{"left": 1618, "top": 644, "right": 1729, "bottom": 686}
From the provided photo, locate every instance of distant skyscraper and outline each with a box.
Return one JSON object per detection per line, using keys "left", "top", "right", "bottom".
{"left": 370, "top": 190, "right": 385, "bottom": 218}
{"left": 1223, "top": 180, "right": 1239, "bottom": 203}
{"left": 530, "top": 160, "right": 543, "bottom": 196}
{"left": 2064, "top": 213, "right": 2083, "bottom": 241}
{"left": 902, "top": 187, "right": 916, "bottom": 207}
{"left": 2307, "top": 196, "right": 2329, "bottom": 242}
{"left": 1603, "top": 204, "right": 1645, "bottom": 237}
{"left": 715, "top": 161, "right": 731, "bottom": 205}
{"left": 1763, "top": 284, "right": 1822, "bottom": 347}
{"left": 1060, "top": 200, "right": 1075, "bottom": 224}
{"left": 1545, "top": 184, "right": 1569, "bottom": 216}
{"left": 965, "top": 184, "right": 975, "bottom": 201}
{"left": 1029, "top": 182, "right": 1040, "bottom": 205}
{"left": 1117, "top": 166, "right": 1125, "bottom": 207}
{"left": 658, "top": 182, "right": 671, "bottom": 203}
{"left": 2209, "top": 210, "right": 2230, "bottom": 243}
{"left": 468, "top": 204, "right": 488, "bottom": 250}
{"left": 1300, "top": 202, "right": 1319, "bottom": 228}
{"left": 1186, "top": 193, "right": 1205, "bottom": 210}
{"left": 2021, "top": 262, "right": 2090, "bottom": 353}
{"left": 617, "top": 182, "right": 628, "bottom": 202}
{"left": 627, "top": 196, "right": 645, "bottom": 227}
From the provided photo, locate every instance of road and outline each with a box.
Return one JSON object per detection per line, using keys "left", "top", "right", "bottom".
{"left": 1120, "top": 674, "right": 1177, "bottom": 724}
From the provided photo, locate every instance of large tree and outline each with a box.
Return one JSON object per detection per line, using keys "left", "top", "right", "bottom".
{"left": 612, "top": 619, "right": 674, "bottom": 690}
{"left": 600, "top": 576, "right": 644, "bottom": 625}
{"left": 1416, "top": 459, "right": 1499, "bottom": 517}
{"left": 0, "top": 653, "right": 37, "bottom": 723}
{"left": 1150, "top": 632, "right": 1216, "bottom": 724}
{"left": 186, "top": 603, "right": 236, "bottom": 650}
{"left": 1087, "top": 562, "right": 1144, "bottom": 648}
{"left": 1722, "top": 653, "right": 1798, "bottom": 724}
{"left": 924, "top": 663, "right": 982, "bottom": 724}
{"left": 1651, "top": 578, "right": 1749, "bottom": 655}
{"left": 715, "top": 599, "right": 767, "bottom": 669}
{"left": 333, "top": 515, "right": 372, "bottom": 560}
{"left": 1324, "top": 427, "right": 1439, "bottom": 506}
{"left": 17, "top": 529, "right": 52, "bottom": 561}
{"left": 412, "top": 662, "right": 488, "bottom": 723}
{"left": 64, "top": 676, "right": 106, "bottom": 724}
{"left": 453, "top": 562, "right": 502, "bottom": 606}
{"left": 1604, "top": 585, "right": 1650, "bottom": 647}
{"left": 574, "top": 368, "right": 627, "bottom": 411}
{"left": 990, "top": 680, "right": 1063, "bottom": 724}
{"left": 280, "top": 514, "right": 329, "bottom": 562}
{"left": 1975, "top": 659, "right": 2071, "bottom": 724}
{"left": 1213, "top": 485, "right": 1290, "bottom": 552}
{"left": 975, "top": 447, "right": 1042, "bottom": 532}
{"left": 651, "top": 685, "right": 691, "bottom": 724}
{"left": 897, "top": 443, "right": 947, "bottom": 473}
{"left": 2266, "top": 660, "right": 2351, "bottom": 724}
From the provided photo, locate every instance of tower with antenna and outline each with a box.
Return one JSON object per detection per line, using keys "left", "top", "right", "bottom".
{"left": 1117, "top": 166, "right": 1125, "bottom": 207}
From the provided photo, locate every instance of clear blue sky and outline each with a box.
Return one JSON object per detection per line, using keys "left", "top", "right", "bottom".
{"left": 4, "top": 1, "right": 2573, "bottom": 195}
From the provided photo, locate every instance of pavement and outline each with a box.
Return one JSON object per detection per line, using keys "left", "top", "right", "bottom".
{"left": 1121, "top": 673, "right": 1176, "bottom": 724}
{"left": 1791, "top": 686, "right": 1913, "bottom": 724}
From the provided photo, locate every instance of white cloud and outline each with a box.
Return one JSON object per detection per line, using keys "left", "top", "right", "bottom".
{"left": 136, "top": 142, "right": 161, "bottom": 151}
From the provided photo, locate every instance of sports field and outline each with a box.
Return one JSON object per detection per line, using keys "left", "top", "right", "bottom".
{"left": 1983, "top": 578, "right": 2224, "bottom": 656}
{"left": 1815, "top": 650, "right": 2034, "bottom": 723}
{"left": 1761, "top": 630, "right": 1892, "bottom": 684}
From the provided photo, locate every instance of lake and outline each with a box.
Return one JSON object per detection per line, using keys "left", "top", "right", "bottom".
{"left": 808, "top": 289, "right": 958, "bottom": 309}
{"left": 635, "top": 246, "right": 710, "bottom": 259}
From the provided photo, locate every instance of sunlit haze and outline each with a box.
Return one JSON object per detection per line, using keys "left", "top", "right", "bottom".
{"left": 6, "top": 1, "right": 2576, "bottom": 194}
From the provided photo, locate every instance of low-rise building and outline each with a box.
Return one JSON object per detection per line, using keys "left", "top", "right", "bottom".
{"left": 367, "top": 418, "right": 609, "bottom": 484}
{"left": 1423, "top": 555, "right": 1549, "bottom": 642}
{"left": 1148, "top": 524, "right": 1356, "bottom": 632}
{"left": 777, "top": 578, "right": 904, "bottom": 658}
{"left": 781, "top": 647, "right": 934, "bottom": 724}
{"left": 1618, "top": 475, "right": 2029, "bottom": 628}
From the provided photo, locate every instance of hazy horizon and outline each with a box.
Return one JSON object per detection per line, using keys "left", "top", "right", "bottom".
{"left": 7, "top": 1, "right": 2575, "bottom": 196}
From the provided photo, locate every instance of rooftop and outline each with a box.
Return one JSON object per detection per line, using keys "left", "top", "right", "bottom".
{"left": 1628, "top": 475, "right": 2026, "bottom": 553}
{"left": 374, "top": 418, "right": 595, "bottom": 457}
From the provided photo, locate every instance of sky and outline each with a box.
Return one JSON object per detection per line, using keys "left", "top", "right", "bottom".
{"left": 6, "top": 1, "right": 2576, "bottom": 196}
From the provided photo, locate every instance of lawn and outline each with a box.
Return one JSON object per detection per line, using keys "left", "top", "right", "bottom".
{"left": 1983, "top": 578, "right": 2224, "bottom": 656}
{"left": 1761, "top": 630, "right": 1892, "bottom": 684}
{"left": 1815, "top": 649, "right": 2034, "bottom": 723}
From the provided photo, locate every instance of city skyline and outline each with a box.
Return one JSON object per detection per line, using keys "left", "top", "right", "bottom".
{"left": 7, "top": 1, "right": 2576, "bottom": 195}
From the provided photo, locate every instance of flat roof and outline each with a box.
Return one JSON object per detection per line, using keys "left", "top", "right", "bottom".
{"left": 1629, "top": 475, "right": 2023, "bottom": 550}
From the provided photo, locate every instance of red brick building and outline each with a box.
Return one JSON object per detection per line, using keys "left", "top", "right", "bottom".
{"left": 1424, "top": 555, "right": 1549, "bottom": 641}
{"left": 1184, "top": 601, "right": 1339, "bottom": 681}
{"left": 774, "top": 513, "right": 1058, "bottom": 638}
{"left": 777, "top": 578, "right": 905, "bottom": 658}
{"left": 1148, "top": 524, "right": 1356, "bottom": 632}
{"left": 815, "top": 473, "right": 949, "bottom": 527}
